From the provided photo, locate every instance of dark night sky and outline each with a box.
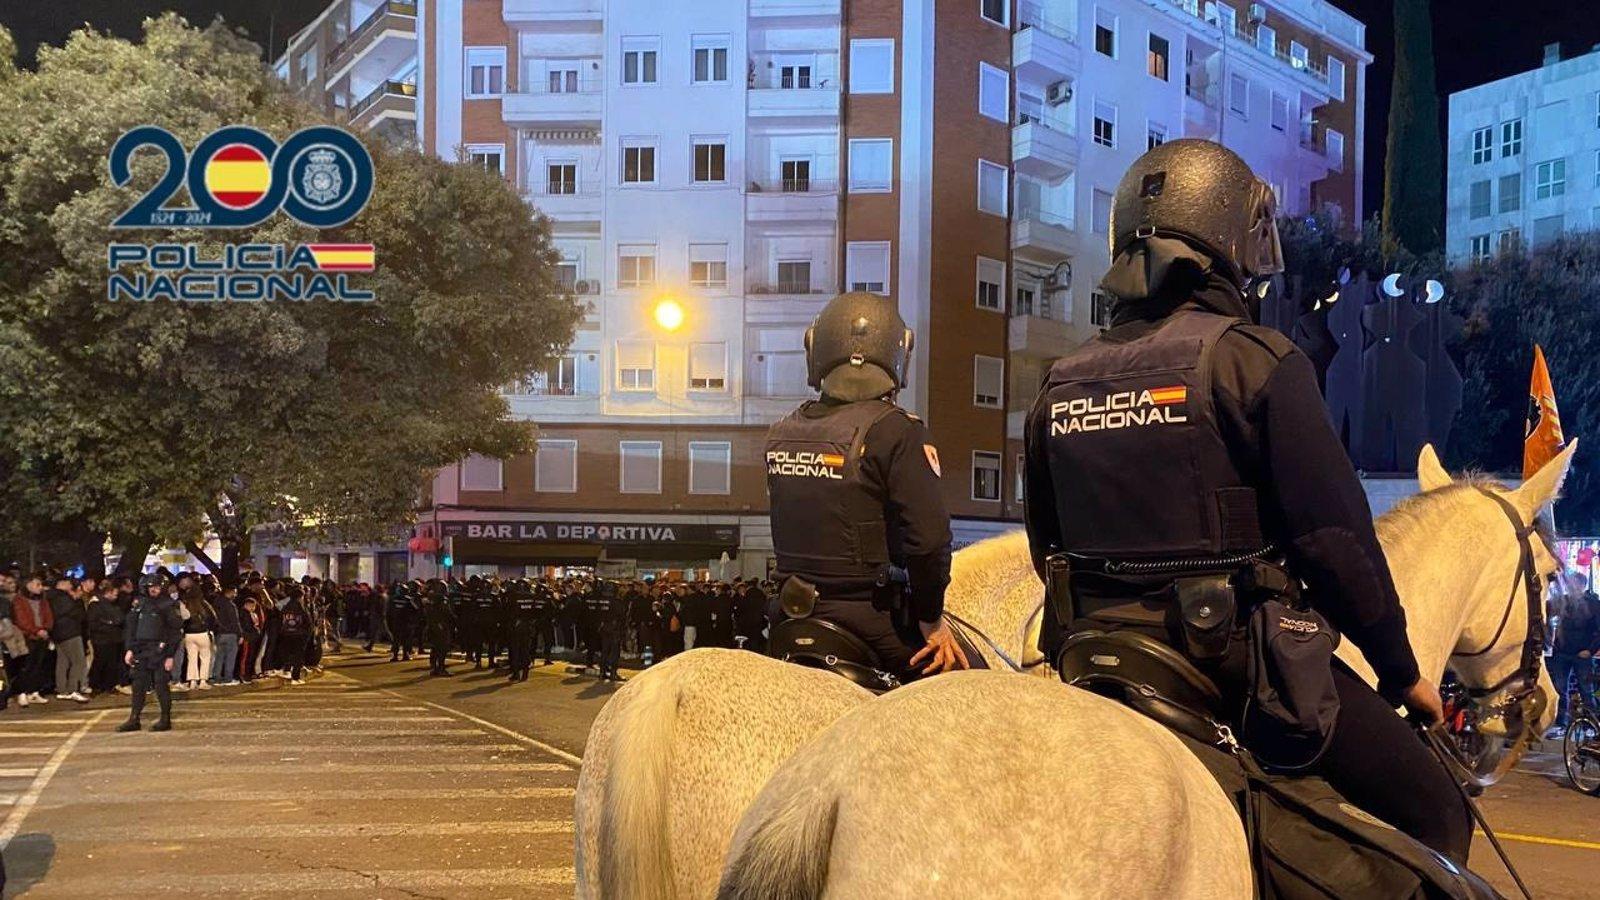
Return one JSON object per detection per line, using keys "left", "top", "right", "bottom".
{"left": 5, "top": 1, "right": 1600, "bottom": 220}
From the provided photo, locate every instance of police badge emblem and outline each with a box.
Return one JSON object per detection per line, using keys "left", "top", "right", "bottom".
{"left": 301, "top": 148, "right": 344, "bottom": 206}
{"left": 923, "top": 444, "right": 942, "bottom": 478}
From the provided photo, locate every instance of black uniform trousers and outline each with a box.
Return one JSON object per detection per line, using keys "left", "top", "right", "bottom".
{"left": 127, "top": 642, "right": 173, "bottom": 724}
{"left": 780, "top": 598, "right": 926, "bottom": 678}
{"left": 507, "top": 621, "right": 534, "bottom": 678}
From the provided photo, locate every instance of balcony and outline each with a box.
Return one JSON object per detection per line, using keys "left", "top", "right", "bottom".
{"left": 1012, "top": 119, "right": 1079, "bottom": 181}
{"left": 503, "top": 0, "right": 602, "bottom": 25}
{"left": 1014, "top": 2, "right": 1080, "bottom": 82}
{"left": 326, "top": 2, "right": 416, "bottom": 85}
{"left": 748, "top": 0, "right": 841, "bottom": 18}
{"left": 525, "top": 184, "right": 602, "bottom": 226}
{"left": 1009, "top": 312, "right": 1079, "bottom": 362}
{"left": 748, "top": 85, "right": 840, "bottom": 119}
{"left": 348, "top": 79, "right": 416, "bottom": 130}
{"left": 502, "top": 82, "right": 602, "bottom": 126}
{"left": 1151, "top": 0, "right": 1332, "bottom": 95}
{"left": 746, "top": 180, "right": 839, "bottom": 223}
{"left": 1012, "top": 208, "right": 1078, "bottom": 261}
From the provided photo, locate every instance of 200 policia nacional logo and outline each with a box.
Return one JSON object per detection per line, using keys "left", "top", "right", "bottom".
{"left": 106, "top": 125, "right": 375, "bottom": 302}
{"left": 1050, "top": 386, "right": 1188, "bottom": 435}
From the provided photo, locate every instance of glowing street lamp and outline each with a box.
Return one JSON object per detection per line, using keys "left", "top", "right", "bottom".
{"left": 653, "top": 297, "right": 685, "bottom": 332}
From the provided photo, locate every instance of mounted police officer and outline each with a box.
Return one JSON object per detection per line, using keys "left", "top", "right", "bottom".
{"left": 1022, "top": 139, "right": 1469, "bottom": 861}
{"left": 115, "top": 572, "right": 184, "bottom": 733}
{"left": 765, "top": 291, "right": 969, "bottom": 685}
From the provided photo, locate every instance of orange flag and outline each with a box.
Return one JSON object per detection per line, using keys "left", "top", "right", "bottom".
{"left": 1523, "top": 344, "right": 1564, "bottom": 479}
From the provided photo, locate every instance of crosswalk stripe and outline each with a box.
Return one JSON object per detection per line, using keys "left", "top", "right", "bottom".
{"left": 138, "top": 715, "right": 457, "bottom": 724}
{"left": 140, "top": 727, "right": 487, "bottom": 735}
{"left": 8, "top": 866, "right": 573, "bottom": 895}
{"left": 71, "top": 786, "right": 575, "bottom": 804}
{"left": 0, "top": 748, "right": 54, "bottom": 756}
{"left": 0, "top": 731, "right": 72, "bottom": 738}
{"left": 0, "top": 768, "right": 40, "bottom": 778}
{"left": 0, "top": 794, "right": 14, "bottom": 805}
{"left": 0, "top": 709, "right": 110, "bottom": 849}
{"left": 372, "top": 690, "right": 583, "bottom": 767}
{"left": 54, "top": 818, "right": 575, "bottom": 841}
{"left": 60, "top": 742, "right": 530, "bottom": 755}
{"left": 78, "top": 762, "right": 571, "bottom": 776}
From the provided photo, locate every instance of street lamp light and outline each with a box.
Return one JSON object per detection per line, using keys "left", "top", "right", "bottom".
{"left": 654, "top": 297, "right": 685, "bottom": 332}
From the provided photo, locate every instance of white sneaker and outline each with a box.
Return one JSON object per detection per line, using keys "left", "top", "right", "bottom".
{"left": 290, "top": 678, "right": 305, "bottom": 685}
{"left": 29, "top": 693, "right": 48, "bottom": 704}
{"left": 116, "top": 685, "right": 133, "bottom": 695}
{"left": 198, "top": 682, "right": 212, "bottom": 690}
{"left": 170, "top": 682, "right": 189, "bottom": 692}
{"left": 69, "top": 692, "right": 90, "bottom": 703}
{"left": 17, "top": 693, "right": 29, "bottom": 707}
{"left": 55, "top": 693, "right": 75, "bottom": 700}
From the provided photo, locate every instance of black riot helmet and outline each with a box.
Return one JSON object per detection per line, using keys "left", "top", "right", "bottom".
{"left": 804, "top": 291, "right": 914, "bottom": 402}
{"left": 139, "top": 572, "right": 167, "bottom": 594}
{"left": 1109, "top": 139, "right": 1284, "bottom": 291}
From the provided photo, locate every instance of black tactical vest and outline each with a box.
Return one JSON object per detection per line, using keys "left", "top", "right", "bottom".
{"left": 1040, "top": 309, "right": 1268, "bottom": 561}
{"left": 129, "top": 596, "right": 174, "bottom": 643}
{"left": 766, "top": 399, "right": 899, "bottom": 582}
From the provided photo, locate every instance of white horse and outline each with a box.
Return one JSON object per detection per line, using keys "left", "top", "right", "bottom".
{"left": 574, "top": 532, "right": 1048, "bottom": 899}
{"left": 717, "top": 443, "right": 1574, "bottom": 899}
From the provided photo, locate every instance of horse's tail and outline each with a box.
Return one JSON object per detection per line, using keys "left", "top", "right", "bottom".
{"left": 599, "top": 669, "right": 680, "bottom": 900}
{"left": 716, "top": 786, "right": 839, "bottom": 900}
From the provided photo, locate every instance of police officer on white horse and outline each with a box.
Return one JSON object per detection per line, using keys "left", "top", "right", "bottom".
{"left": 765, "top": 291, "right": 970, "bottom": 687}
{"left": 1023, "top": 140, "right": 1471, "bottom": 861}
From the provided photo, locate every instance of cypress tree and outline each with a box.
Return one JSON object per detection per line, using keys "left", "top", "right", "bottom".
{"left": 1381, "top": 0, "right": 1444, "bottom": 259}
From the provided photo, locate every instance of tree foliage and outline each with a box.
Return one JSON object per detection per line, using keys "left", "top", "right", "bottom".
{"left": 1381, "top": 0, "right": 1444, "bottom": 260}
{"left": 0, "top": 16, "right": 581, "bottom": 574}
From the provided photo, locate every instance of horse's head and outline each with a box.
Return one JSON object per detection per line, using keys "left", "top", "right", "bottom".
{"left": 1417, "top": 441, "right": 1577, "bottom": 740}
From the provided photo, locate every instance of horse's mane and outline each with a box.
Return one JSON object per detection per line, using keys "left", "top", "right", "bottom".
{"left": 1374, "top": 473, "right": 1541, "bottom": 549}
{"left": 948, "top": 530, "right": 1035, "bottom": 596}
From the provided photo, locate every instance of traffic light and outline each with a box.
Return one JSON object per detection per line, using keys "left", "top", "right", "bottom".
{"left": 440, "top": 536, "right": 454, "bottom": 571}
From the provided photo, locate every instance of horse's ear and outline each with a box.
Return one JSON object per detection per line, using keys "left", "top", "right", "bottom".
{"left": 1513, "top": 439, "right": 1579, "bottom": 521}
{"left": 1416, "top": 444, "right": 1452, "bottom": 492}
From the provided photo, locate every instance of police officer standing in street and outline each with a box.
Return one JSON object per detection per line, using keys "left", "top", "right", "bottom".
{"left": 423, "top": 580, "right": 456, "bottom": 677}
{"left": 1022, "top": 140, "right": 1468, "bottom": 861}
{"left": 505, "top": 579, "right": 537, "bottom": 682}
{"left": 115, "top": 572, "right": 184, "bottom": 733}
{"left": 765, "top": 291, "right": 969, "bottom": 680}
{"left": 386, "top": 582, "right": 417, "bottom": 662}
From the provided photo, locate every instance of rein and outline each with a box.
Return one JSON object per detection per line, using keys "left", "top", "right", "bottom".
{"left": 942, "top": 611, "right": 1025, "bottom": 673}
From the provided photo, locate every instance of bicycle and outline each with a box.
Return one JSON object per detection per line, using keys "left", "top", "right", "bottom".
{"left": 1561, "top": 658, "right": 1600, "bottom": 795}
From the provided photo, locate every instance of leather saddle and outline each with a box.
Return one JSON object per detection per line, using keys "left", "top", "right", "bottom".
{"left": 1055, "top": 629, "right": 1227, "bottom": 746}
{"left": 769, "top": 617, "right": 902, "bottom": 693}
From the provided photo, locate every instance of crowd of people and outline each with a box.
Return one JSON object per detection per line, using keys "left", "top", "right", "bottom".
{"left": 0, "top": 565, "right": 775, "bottom": 710}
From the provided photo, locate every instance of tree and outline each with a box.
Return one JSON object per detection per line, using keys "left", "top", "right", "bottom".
{"left": 1446, "top": 235, "right": 1600, "bottom": 532}
{"left": 0, "top": 16, "right": 581, "bottom": 579}
{"left": 1381, "top": 0, "right": 1444, "bottom": 261}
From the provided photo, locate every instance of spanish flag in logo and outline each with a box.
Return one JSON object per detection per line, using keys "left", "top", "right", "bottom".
{"left": 307, "top": 244, "right": 376, "bottom": 272}
{"left": 1149, "top": 385, "right": 1188, "bottom": 406}
{"left": 204, "top": 143, "right": 272, "bottom": 210}
{"left": 1523, "top": 344, "right": 1564, "bottom": 479}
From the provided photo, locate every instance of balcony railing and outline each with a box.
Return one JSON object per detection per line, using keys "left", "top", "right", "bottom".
{"left": 748, "top": 282, "right": 832, "bottom": 296}
{"left": 509, "top": 77, "right": 603, "bottom": 95}
{"left": 1158, "top": 0, "right": 1329, "bottom": 86}
{"left": 1017, "top": 0, "right": 1078, "bottom": 43}
{"left": 349, "top": 79, "right": 416, "bottom": 121}
{"left": 747, "top": 179, "right": 839, "bottom": 194}
{"left": 328, "top": 1, "right": 417, "bottom": 70}
{"left": 528, "top": 181, "right": 600, "bottom": 197}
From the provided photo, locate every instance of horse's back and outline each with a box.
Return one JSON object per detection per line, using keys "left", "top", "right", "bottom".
{"left": 721, "top": 670, "right": 1251, "bottom": 899}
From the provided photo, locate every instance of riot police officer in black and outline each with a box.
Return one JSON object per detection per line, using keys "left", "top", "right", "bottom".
{"left": 766, "top": 291, "right": 969, "bottom": 679}
{"left": 115, "top": 573, "right": 184, "bottom": 732}
{"left": 506, "top": 579, "right": 537, "bottom": 682}
{"left": 423, "top": 580, "right": 456, "bottom": 677}
{"left": 1022, "top": 139, "right": 1468, "bottom": 861}
{"left": 386, "top": 582, "right": 417, "bottom": 662}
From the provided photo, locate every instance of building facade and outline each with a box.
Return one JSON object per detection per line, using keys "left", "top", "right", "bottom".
{"left": 1446, "top": 44, "right": 1600, "bottom": 267}
{"left": 265, "top": 0, "right": 1366, "bottom": 581}
{"left": 275, "top": 0, "right": 421, "bottom": 143}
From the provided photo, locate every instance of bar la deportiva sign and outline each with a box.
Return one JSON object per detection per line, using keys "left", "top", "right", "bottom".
{"left": 440, "top": 520, "right": 738, "bottom": 545}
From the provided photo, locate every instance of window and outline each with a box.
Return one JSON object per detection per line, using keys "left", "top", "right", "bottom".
{"left": 1095, "top": 9, "right": 1117, "bottom": 58}
{"left": 619, "top": 441, "right": 663, "bottom": 494}
{"left": 1469, "top": 234, "right": 1490, "bottom": 264}
{"left": 776, "top": 259, "right": 812, "bottom": 293}
{"left": 976, "top": 256, "right": 1004, "bottom": 311}
{"left": 689, "top": 342, "right": 728, "bottom": 390}
{"left": 460, "top": 454, "right": 503, "bottom": 491}
{"left": 979, "top": 62, "right": 1009, "bottom": 122}
{"left": 1289, "top": 41, "right": 1308, "bottom": 71}
{"left": 535, "top": 439, "right": 578, "bottom": 493}
{"left": 977, "top": 159, "right": 1008, "bottom": 215}
{"left": 616, "top": 341, "right": 655, "bottom": 390}
{"left": 1536, "top": 158, "right": 1566, "bottom": 200}
{"left": 1469, "top": 181, "right": 1491, "bottom": 219}
{"left": 1497, "top": 228, "right": 1522, "bottom": 256}
{"left": 1091, "top": 290, "right": 1113, "bottom": 328}
{"left": 973, "top": 356, "right": 1004, "bottom": 408}
{"left": 692, "top": 36, "right": 729, "bottom": 84}
{"left": 781, "top": 158, "right": 811, "bottom": 192}
{"left": 1148, "top": 34, "right": 1169, "bottom": 81}
{"left": 547, "top": 162, "right": 577, "bottom": 195}
{"left": 1014, "top": 453, "right": 1025, "bottom": 504}
{"left": 1014, "top": 283, "right": 1037, "bottom": 317}
{"left": 688, "top": 442, "right": 732, "bottom": 495}
{"left": 1499, "top": 173, "right": 1522, "bottom": 213}
{"left": 1471, "top": 127, "right": 1493, "bottom": 165}
{"left": 465, "top": 47, "right": 505, "bottom": 97}
{"left": 554, "top": 261, "right": 579, "bottom": 292}
{"left": 1093, "top": 189, "right": 1113, "bottom": 235}
{"left": 846, "top": 241, "right": 890, "bottom": 294}
{"left": 529, "top": 354, "right": 579, "bottom": 395}
{"left": 1093, "top": 101, "right": 1116, "bottom": 147}
{"left": 1147, "top": 122, "right": 1167, "bottom": 150}
{"left": 779, "top": 64, "right": 812, "bottom": 88}
{"left": 622, "top": 141, "right": 657, "bottom": 184}
{"left": 689, "top": 243, "right": 728, "bottom": 289}
{"left": 1255, "top": 24, "right": 1276, "bottom": 56}
{"left": 693, "top": 139, "right": 727, "bottom": 183}
{"left": 1211, "top": 3, "right": 1238, "bottom": 35}
{"left": 547, "top": 66, "right": 579, "bottom": 93}
{"left": 622, "top": 37, "right": 659, "bottom": 85}
{"left": 1326, "top": 129, "right": 1344, "bottom": 171}
{"left": 1270, "top": 93, "right": 1288, "bottom": 132}
{"left": 1596, "top": 94, "right": 1600, "bottom": 129}
{"left": 972, "top": 452, "right": 1002, "bottom": 502}
{"left": 617, "top": 244, "right": 656, "bottom": 288}
{"left": 1327, "top": 56, "right": 1346, "bottom": 101}
{"left": 849, "top": 39, "right": 894, "bottom": 94}
{"left": 466, "top": 144, "right": 504, "bottom": 175}
{"left": 750, "top": 328, "right": 808, "bottom": 397}
{"left": 1229, "top": 74, "right": 1249, "bottom": 116}
{"left": 1595, "top": 149, "right": 1600, "bottom": 188}
{"left": 1501, "top": 119, "right": 1523, "bottom": 158}
{"left": 848, "top": 138, "right": 893, "bottom": 192}
{"left": 981, "top": 0, "right": 1007, "bottom": 27}
{"left": 296, "top": 50, "right": 316, "bottom": 86}
{"left": 1533, "top": 214, "right": 1564, "bottom": 247}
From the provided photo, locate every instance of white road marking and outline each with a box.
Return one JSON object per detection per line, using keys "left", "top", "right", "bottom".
{"left": 0, "top": 748, "right": 53, "bottom": 756}
{"left": 54, "top": 818, "right": 575, "bottom": 841}
{"left": 153, "top": 714, "right": 457, "bottom": 723}
{"left": 61, "top": 742, "right": 530, "bottom": 755}
{"left": 0, "top": 731, "right": 72, "bottom": 738}
{"left": 10, "top": 866, "right": 573, "bottom": 895}
{"left": 72, "top": 786, "right": 575, "bottom": 804}
{"left": 0, "top": 768, "right": 40, "bottom": 778}
{"left": 80, "top": 761, "right": 571, "bottom": 776}
{"left": 0, "top": 794, "right": 14, "bottom": 805}
{"left": 0, "top": 709, "right": 110, "bottom": 849}
{"left": 367, "top": 686, "right": 584, "bottom": 767}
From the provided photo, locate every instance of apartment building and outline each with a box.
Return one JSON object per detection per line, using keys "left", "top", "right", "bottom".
{"left": 1446, "top": 43, "right": 1600, "bottom": 266}
{"left": 275, "top": 0, "right": 420, "bottom": 144}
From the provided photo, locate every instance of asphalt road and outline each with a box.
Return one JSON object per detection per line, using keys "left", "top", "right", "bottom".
{"left": 2, "top": 648, "right": 1598, "bottom": 898}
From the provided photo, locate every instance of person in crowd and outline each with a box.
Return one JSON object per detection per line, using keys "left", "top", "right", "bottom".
{"left": 733, "top": 580, "right": 768, "bottom": 653}
{"left": 386, "top": 581, "right": 417, "bottom": 662}
{"left": 237, "top": 592, "right": 263, "bottom": 682}
{"left": 10, "top": 574, "right": 54, "bottom": 707}
{"left": 178, "top": 580, "right": 217, "bottom": 690}
{"left": 86, "top": 580, "right": 127, "bottom": 695}
{"left": 422, "top": 580, "right": 455, "bottom": 677}
{"left": 533, "top": 579, "right": 557, "bottom": 666}
{"left": 276, "top": 586, "right": 313, "bottom": 684}
{"left": 1550, "top": 573, "right": 1600, "bottom": 734}
{"left": 210, "top": 584, "right": 243, "bottom": 686}
{"left": 506, "top": 580, "right": 537, "bottom": 682}
{"left": 116, "top": 572, "right": 184, "bottom": 732}
{"left": 363, "top": 583, "right": 387, "bottom": 653}
{"left": 707, "top": 583, "right": 736, "bottom": 649}
{"left": 1, "top": 590, "right": 30, "bottom": 710}
{"left": 678, "top": 585, "right": 708, "bottom": 652}
{"left": 48, "top": 579, "right": 89, "bottom": 701}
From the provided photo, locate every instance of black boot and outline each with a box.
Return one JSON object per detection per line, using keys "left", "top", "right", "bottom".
{"left": 150, "top": 718, "right": 172, "bottom": 732}
{"left": 114, "top": 718, "right": 141, "bottom": 733}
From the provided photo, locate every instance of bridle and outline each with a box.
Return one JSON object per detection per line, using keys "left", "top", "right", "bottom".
{"left": 1436, "top": 487, "right": 1551, "bottom": 788}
